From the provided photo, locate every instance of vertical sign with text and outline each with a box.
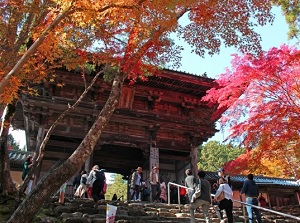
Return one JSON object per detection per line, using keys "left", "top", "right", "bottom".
{"left": 150, "top": 147, "right": 159, "bottom": 170}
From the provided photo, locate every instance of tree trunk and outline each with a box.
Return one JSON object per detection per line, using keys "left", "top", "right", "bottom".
{"left": 7, "top": 71, "right": 125, "bottom": 223}
{"left": 0, "top": 103, "right": 17, "bottom": 195}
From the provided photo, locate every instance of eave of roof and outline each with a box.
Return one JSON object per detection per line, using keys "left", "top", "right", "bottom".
{"left": 205, "top": 172, "right": 300, "bottom": 188}
{"left": 9, "top": 150, "right": 33, "bottom": 168}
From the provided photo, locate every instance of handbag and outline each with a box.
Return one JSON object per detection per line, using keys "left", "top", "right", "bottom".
{"left": 191, "top": 179, "right": 201, "bottom": 203}
{"left": 215, "top": 190, "right": 225, "bottom": 201}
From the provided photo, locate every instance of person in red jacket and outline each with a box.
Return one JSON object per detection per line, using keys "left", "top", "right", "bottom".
{"left": 179, "top": 180, "right": 187, "bottom": 204}
{"left": 258, "top": 193, "right": 268, "bottom": 207}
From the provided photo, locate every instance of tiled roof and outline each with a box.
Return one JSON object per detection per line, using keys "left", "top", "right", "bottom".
{"left": 205, "top": 172, "right": 300, "bottom": 188}
{"left": 9, "top": 150, "right": 33, "bottom": 168}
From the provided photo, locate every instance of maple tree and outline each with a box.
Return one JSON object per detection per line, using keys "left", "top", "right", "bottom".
{"left": 202, "top": 45, "right": 300, "bottom": 178}
{"left": 0, "top": 0, "right": 276, "bottom": 222}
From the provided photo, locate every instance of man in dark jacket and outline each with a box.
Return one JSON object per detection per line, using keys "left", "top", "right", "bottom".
{"left": 130, "top": 167, "right": 143, "bottom": 201}
{"left": 240, "top": 174, "right": 262, "bottom": 223}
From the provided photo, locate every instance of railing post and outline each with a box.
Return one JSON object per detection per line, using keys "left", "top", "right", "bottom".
{"left": 178, "top": 187, "right": 181, "bottom": 207}
{"left": 167, "top": 182, "right": 170, "bottom": 205}
{"left": 243, "top": 204, "right": 247, "bottom": 223}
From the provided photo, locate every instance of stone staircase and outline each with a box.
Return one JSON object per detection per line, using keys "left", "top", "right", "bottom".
{"left": 33, "top": 197, "right": 300, "bottom": 223}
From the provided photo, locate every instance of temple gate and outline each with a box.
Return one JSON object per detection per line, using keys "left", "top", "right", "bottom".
{"left": 12, "top": 69, "right": 219, "bottom": 182}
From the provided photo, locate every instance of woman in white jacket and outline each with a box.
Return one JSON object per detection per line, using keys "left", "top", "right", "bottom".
{"left": 214, "top": 178, "right": 233, "bottom": 223}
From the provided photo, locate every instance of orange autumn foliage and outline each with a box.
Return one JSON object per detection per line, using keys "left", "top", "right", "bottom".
{"left": 0, "top": 0, "right": 274, "bottom": 105}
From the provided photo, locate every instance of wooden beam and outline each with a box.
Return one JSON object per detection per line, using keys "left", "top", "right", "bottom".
{"left": 160, "top": 154, "right": 190, "bottom": 161}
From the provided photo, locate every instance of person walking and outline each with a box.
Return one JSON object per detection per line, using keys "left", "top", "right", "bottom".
{"left": 185, "top": 168, "right": 196, "bottom": 203}
{"left": 149, "top": 166, "right": 161, "bottom": 202}
{"left": 214, "top": 177, "right": 234, "bottom": 223}
{"left": 74, "top": 170, "right": 88, "bottom": 198}
{"left": 189, "top": 170, "right": 211, "bottom": 223}
{"left": 58, "top": 181, "right": 68, "bottom": 204}
{"left": 130, "top": 166, "right": 143, "bottom": 201}
{"left": 160, "top": 181, "right": 167, "bottom": 203}
{"left": 240, "top": 173, "right": 262, "bottom": 223}
{"left": 179, "top": 180, "right": 187, "bottom": 205}
{"left": 217, "top": 167, "right": 232, "bottom": 188}
{"left": 73, "top": 171, "right": 83, "bottom": 191}
{"left": 22, "top": 155, "right": 33, "bottom": 194}
{"left": 87, "top": 165, "right": 106, "bottom": 202}
{"left": 258, "top": 193, "right": 268, "bottom": 207}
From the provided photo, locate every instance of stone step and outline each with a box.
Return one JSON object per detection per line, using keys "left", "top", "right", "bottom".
{"left": 33, "top": 197, "right": 300, "bottom": 223}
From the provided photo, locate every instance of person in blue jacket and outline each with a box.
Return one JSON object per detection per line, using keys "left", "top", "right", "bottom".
{"left": 240, "top": 174, "right": 262, "bottom": 223}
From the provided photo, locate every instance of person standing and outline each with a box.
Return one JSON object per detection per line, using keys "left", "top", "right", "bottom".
{"left": 170, "top": 182, "right": 178, "bottom": 204}
{"left": 160, "top": 181, "right": 167, "bottom": 203}
{"left": 87, "top": 165, "right": 106, "bottom": 202}
{"left": 217, "top": 167, "right": 232, "bottom": 188}
{"left": 112, "top": 193, "right": 118, "bottom": 201}
{"left": 240, "top": 174, "right": 262, "bottom": 223}
{"left": 73, "top": 171, "right": 82, "bottom": 191}
{"left": 214, "top": 178, "right": 234, "bottom": 223}
{"left": 22, "top": 155, "right": 33, "bottom": 194}
{"left": 258, "top": 193, "right": 268, "bottom": 207}
{"left": 185, "top": 168, "right": 196, "bottom": 203}
{"left": 86, "top": 168, "right": 94, "bottom": 199}
{"left": 179, "top": 180, "right": 187, "bottom": 205}
{"left": 189, "top": 170, "right": 211, "bottom": 223}
{"left": 74, "top": 170, "right": 88, "bottom": 198}
{"left": 130, "top": 166, "right": 143, "bottom": 201}
{"left": 58, "top": 181, "right": 68, "bottom": 204}
{"left": 149, "top": 166, "right": 161, "bottom": 202}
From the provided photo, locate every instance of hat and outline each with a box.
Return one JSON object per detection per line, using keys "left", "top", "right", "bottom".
{"left": 218, "top": 168, "right": 225, "bottom": 172}
{"left": 153, "top": 166, "right": 159, "bottom": 170}
{"left": 136, "top": 167, "right": 143, "bottom": 172}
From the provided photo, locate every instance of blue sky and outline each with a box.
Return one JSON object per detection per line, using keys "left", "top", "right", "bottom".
{"left": 177, "top": 6, "right": 297, "bottom": 79}
{"left": 10, "top": 6, "right": 297, "bottom": 147}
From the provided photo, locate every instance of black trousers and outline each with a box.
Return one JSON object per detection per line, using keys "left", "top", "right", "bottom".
{"left": 92, "top": 179, "right": 104, "bottom": 202}
{"left": 218, "top": 198, "right": 233, "bottom": 223}
{"left": 151, "top": 183, "right": 161, "bottom": 201}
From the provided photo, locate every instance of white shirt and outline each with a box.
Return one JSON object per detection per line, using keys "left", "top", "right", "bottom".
{"left": 86, "top": 170, "right": 96, "bottom": 185}
{"left": 215, "top": 183, "right": 233, "bottom": 200}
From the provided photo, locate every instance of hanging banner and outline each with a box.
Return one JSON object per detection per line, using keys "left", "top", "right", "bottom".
{"left": 106, "top": 204, "right": 117, "bottom": 223}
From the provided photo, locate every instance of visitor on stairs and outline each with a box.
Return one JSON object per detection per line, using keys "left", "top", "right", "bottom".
{"left": 240, "top": 173, "right": 262, "bottom": 223}
{"left": 149, "top": 166, "right": 161, "bottom": 202}
{"left": 130, "top": 166, "right": 143, "bottom": 201}
{"left": 189, "top": 170, "right": 211, "bottom": 223}
{"left": 214, "top": 177, "right": 234, "bottom": 223}
{"left": 74, "top": 170, "right": 88, "bottom": 198}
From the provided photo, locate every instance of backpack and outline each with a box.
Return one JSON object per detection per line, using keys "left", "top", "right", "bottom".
{"left": 95, "top": 170, "right": 105, "bottom": 181}
{"left": 191, "top": 179, "right": 201, "bottom": 203}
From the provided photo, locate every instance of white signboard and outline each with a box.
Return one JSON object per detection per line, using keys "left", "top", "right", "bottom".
{"left": 150, "top": 147, "right": 159, "bottom": 170}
